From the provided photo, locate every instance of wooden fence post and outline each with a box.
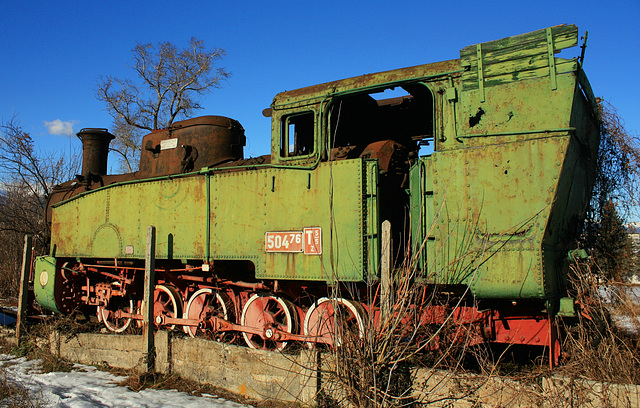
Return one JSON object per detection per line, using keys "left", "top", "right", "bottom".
{"left": 380, "top": 220, "right": 392, "bottom": 323}
{"left": 143, "top": 225, "right": 156, "bottom": 373}
{"left": 16, "top": 235, "right": 33, "bottom": 343}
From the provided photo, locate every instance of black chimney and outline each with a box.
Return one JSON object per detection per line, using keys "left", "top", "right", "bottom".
{"left": 77, "top": 128, "right": 115, "bottom": 179}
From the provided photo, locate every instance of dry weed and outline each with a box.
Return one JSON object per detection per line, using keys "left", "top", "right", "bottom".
{"left": 316, "top": 279, "right": 481, "bottom": 406}
{"left": 559, "top": 260, "right": 640, "bottom": 385}
{"left": 9, "top": 312, "right": 93, "bottom": 374}
{"left": 0, "top": 368, "right": 43, "bottom": 408}
{"left": 317, "top": 249, "right": 640, "bottom": 406}
{"left": 116, "top": 370, "right": 296, "bottom": 408}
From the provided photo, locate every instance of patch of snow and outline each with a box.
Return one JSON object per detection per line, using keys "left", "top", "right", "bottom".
{"left": 596, "top": 285, "right": 640, "bottom": 335}
{"left": 628, "top": 286, "right": 640, "bottom": 303}
{"left": 0, "top": 354, "right": 252, "bottom": 407}
{"left": 597, "top": 285, "right": 640, "bottom": 306}
{"left": 611, "top": 315, "right": 640, "bottom": 336}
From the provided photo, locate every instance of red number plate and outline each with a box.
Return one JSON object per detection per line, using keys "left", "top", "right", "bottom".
{"left": 265, "top": 231, "right": 303, "bottom": 253}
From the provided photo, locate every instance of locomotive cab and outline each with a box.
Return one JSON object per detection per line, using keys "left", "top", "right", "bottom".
{"left": 270, "top": 83, "right": 436, "bottom": 169}
{"left": 268, "top": 82, "right": 438, "bottom": 260}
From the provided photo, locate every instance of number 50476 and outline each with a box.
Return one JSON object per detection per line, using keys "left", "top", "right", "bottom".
{"left": 265, "top": 231, "right": 303, "bottom": 253}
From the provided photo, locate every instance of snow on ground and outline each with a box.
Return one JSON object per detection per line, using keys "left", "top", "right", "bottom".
{"left": 0, "top": 354, "right": 253, "bottom": 408}
{"left": 599, "top": 285, "right": 640, "bottom": 335}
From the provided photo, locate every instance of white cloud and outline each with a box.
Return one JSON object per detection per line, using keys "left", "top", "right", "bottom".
{"left": 44, "top": 119, "right": 76, "bottom": 137}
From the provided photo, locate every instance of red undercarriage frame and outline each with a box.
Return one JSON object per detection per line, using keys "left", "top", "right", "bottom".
{"left": 418, "top": 306, "right": 561, "bottom": 366}
{"left": 63, "top": 263, "right": 562, "bottom": 366}
{"left": 147, "top": 303, "right": 561, "bottom": 366}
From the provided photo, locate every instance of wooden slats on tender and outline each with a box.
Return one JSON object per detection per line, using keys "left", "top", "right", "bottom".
{"left": 460, "top": 25, "right": 579, "bottom": 91}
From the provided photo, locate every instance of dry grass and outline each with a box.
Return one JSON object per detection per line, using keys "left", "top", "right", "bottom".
{"left": 0, "top": 327, "right": 47, "bottom": 407}
{"left": 558, "top": 260, "right": 640, "bottom": 385}
{"left": 314, "top": 254, "right": 640, "bottom": 407}
{"left": 316, "top": 281, "right": 481, "bottom": 406}
{"left": 0, "top": 365, "right": 45, "bottom": 408}
{"left": 0, "top": 313, "right": 90, "bottom": 408}
{"left": 10, "top": 313, "right": 86, "bottom": 374}
{"left": 116, "top": 370, "right": 302, "bottom": 408}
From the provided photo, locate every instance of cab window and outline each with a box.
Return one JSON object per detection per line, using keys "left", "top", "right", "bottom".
{"left": 280, "top": 112, "right": 314, "bottom": 158}
{"left": 328, "top": 84, "right": 434, "bottom": 157}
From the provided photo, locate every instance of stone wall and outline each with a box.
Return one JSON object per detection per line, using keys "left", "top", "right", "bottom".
{"left": 48, "top": 330, "right": 640, "bottom": 407}
{"left": 50, "top": 330, "right": 317, "bottom": 404}
{"left": 413, "top": 369, "right": 640, "bottom": 407}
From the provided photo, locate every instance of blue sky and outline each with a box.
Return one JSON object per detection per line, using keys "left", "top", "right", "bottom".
{"left": 1, "top": 1, "right": 638, "bottom": 162}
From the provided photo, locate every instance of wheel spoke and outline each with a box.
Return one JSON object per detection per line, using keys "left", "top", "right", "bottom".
{"left": 184, "top": 289, "right": 234, "bottom": 342}
{"left": 153, "top": 284, "right": 183, "bottom": 330}
{"left": 304, "top": 298, "right": 366, "bottom": 348}
{"left": 98, "top": 296, "right": 134, "bottom": 333}
{"left": 241, "top": 294, "right": 297, "bottom": 351}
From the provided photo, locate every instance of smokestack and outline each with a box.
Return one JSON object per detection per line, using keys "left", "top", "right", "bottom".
{"left": 77, "top": 128, "right": 115, "bottom": 179}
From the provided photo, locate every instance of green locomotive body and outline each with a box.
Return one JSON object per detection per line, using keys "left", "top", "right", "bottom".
{"left": 34, "top": 25, "right": 599, "bottom": 354}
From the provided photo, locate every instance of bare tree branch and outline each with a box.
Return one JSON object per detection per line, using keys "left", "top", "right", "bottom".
{"left": 0, "top": 118, "right": 81, "bottom": 296}
{"left": 582, "top": 99, "right": 640, "bottom": 279}
{"left": 96, "top": 37, "right": 229, "bottom": 169}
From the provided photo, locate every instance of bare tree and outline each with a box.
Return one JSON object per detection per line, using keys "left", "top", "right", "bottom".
{"left": 582, "top": 100, "right": 640, "bottom": 279}
{"left": 0, "top": 118, "right": 80, "bottom": 296}
{"left": 0, "top": 118, "right": 79, "bottom": 209}
{"left": 96, "top": 37, "right": 229, "bottom": 171}
{"left": 591, "top": 100, "right": 640, "bottom": 219}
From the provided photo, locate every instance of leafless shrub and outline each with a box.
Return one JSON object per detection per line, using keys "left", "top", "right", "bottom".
{"left": 590, "top": 100, "right": 640, "bottom": 218}
{"left": 0, "top": 368, "right": 44, "bottom": 408}
{"left": 559, "top": 260, "right": 640, "bottom": 385}
{"left": 12, "top": 314, "right": 88, "bottom": 374}
{"left": 315, "top": 228, "right": 640, "bottom": 406}
{"left": 583, "top": 100, "right": 640, "bottom": 280}
{"left": 0, "top": 117, "right": 80, "bottom": 298}
{"left": 316, "top": 232, "right": 491, "bottom": 407}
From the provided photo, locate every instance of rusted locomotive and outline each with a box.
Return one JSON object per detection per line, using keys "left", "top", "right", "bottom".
{"left": 33, "top": 25, "right": 599, "bottom": 358}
